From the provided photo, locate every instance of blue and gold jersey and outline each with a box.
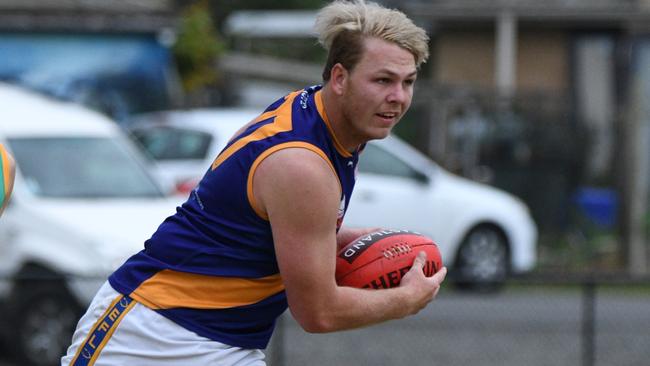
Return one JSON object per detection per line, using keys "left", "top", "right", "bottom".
{"left": 109, "top": 85, "right": 360, "bottom": 349}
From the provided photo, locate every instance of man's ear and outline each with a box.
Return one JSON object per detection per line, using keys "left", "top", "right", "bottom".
{"left": 329, "top": 63, "right": 348, "bottom": 96}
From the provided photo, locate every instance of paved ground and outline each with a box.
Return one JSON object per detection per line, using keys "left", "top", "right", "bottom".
{"left": 266, "top": 286, "right": 650, "bottom": 366}
{"left": 2, "top": 285, "right": 649, "bottom": 366}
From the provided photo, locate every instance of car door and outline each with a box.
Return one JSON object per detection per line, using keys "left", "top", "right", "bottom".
{"left": 345, "top": 142, "right": 443, "bottom": 242}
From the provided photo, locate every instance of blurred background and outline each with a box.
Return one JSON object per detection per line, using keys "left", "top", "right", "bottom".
{"left": 1, "top": 0, "right": 650, "bottom": 365}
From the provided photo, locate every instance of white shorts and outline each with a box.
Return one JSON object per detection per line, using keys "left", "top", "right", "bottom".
{"left": 61, "top": 281, "right": 266, "bottom": 366}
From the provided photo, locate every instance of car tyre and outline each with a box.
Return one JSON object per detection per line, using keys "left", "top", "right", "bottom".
{"left": 11, "top": 281, "right": 82, "bottom": 366}
{"left": 454, "top": 225, "right": 509, "bottom": 292}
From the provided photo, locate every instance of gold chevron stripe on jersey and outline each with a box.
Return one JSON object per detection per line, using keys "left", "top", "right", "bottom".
{"left": 211, "top": 91, "right": 301, "bottom": 172}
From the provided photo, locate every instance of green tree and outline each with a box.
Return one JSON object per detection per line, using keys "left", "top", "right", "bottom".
{"left": 173, "top": 0, "right": 225, "bottom": 91}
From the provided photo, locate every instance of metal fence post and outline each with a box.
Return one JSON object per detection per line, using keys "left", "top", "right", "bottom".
{"left": 582, "top": 281, "right": 596, "bottom": 366}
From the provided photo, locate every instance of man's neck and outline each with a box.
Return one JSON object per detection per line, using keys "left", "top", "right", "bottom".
{"left": 320, "top": 85, "right": 358, "bottom": 153}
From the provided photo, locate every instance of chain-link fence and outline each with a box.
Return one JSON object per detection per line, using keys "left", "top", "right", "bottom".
{"left": 265, "top": 276, "right": 650, "bottom": 366}
{"left": 1, "top": 274, "right": 649, "bottom": 366}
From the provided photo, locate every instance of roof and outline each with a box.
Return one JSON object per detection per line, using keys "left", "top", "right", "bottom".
{"left": 404, "top": 0, "right": 650, "bottom": 23}
{"left": 0, "top": 0, "right": 173, "bottom": 12}
{"left": 0, "top": 0, "right": 177, "bottom": 32}
{"left": 0, "top": 83, "right": 119, "bottom": 137}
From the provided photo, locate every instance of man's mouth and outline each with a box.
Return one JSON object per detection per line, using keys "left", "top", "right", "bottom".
{"left": 377, "top": 112, "right": 399, "bottom": 120}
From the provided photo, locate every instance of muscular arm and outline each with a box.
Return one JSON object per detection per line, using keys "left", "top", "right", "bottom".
{"left": 254, "top": 148, "right": 446, "bottom": 333}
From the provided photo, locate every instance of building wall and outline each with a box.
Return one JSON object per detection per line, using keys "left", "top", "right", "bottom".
{"left": 434, "top": 28, "right": 568, "bottom": 93}
{"left": 517, "top": 30, "right": 568, "bottom": 92}
{"left": 435, "top": 29, "right": 495, "bottom": 89}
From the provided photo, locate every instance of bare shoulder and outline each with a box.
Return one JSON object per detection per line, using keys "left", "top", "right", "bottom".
{"left": 256, "top": 148, "right": 339, "bottom": 194}
{"left": 253, "top": 147, "right": 340, "bottom": 231}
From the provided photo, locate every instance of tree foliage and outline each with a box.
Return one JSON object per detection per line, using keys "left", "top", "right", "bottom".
{"left": 173, "top": 0, "right": 224, "bottom": 91}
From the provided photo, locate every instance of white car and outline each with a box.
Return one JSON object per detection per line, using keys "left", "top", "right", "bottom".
{"left": 127, "top": 109, "right": 261, "bottom": 195}
{"left": 0, "top": 83, "right": 176, "bottom": 366}
{"left": 128, "top": 109, "right": 538, "bottom": 290}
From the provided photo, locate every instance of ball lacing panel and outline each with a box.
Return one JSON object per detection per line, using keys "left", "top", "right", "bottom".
{"left": 382, "top": 243, "right": 412, "bottom": 259}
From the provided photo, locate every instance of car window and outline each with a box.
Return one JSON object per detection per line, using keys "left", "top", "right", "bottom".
{"left": 8, "top": 137, "right": 163, "bottom": 198}
{"left": 358, "top": 143, "right": 424, "bottom": 180}
{"left": 131, "top": 127, "right": 212, "bottom": 161}
{"left": 0, "top": 33, "right": 177, "bottom": 123}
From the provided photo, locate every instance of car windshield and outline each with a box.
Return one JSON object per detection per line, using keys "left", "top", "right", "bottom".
{"left": 131, "top": 126, "right": 212, "bottom": 161}
{"left": 0, "top": 33, "right": 176, "bottom": 124}
{"left": 359, "top": 143, "right": 424, "bottom": 180}
{"left": 9, "top": 137, "right": 163, "bottom": 198}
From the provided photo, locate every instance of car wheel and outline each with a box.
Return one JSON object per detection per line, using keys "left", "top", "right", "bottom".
{"left": 12, "top": 282, "right": 82, "bottom": 366}
{"left": 454, "top": 225, "right": 509, "bottom": 292}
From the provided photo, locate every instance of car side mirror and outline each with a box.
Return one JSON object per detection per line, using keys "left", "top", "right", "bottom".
{"left": 412, "top": 170, "right": 429, "bottom": 185}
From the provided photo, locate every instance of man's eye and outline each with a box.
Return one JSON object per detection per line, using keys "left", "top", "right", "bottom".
{"left": 377, "top": 78, "right": 390, "bottom": 84}
{"left": 405, "top": 79, "right": 416, "bottom": 86}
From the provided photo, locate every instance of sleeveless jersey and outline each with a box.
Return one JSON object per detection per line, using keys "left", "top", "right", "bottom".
{"left": 109, "top": 85, "right": 360, "bottom": 349}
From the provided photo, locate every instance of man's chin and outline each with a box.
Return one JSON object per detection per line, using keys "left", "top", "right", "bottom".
{"left": 356, "top": 126, "right": 393, "bottom": 144}
{"left": 370, "top": 127, "right": 392, "bottom": 140}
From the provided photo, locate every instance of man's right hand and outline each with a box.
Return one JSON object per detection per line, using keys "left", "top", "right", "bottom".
{"left": 399, "top": 251, "right": 448, "bottom": 316}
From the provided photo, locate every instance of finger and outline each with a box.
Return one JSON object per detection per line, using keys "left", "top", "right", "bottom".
{"left": 432, "top": 285, "right": 441, "bottom": 299}
{"left": 410, "top": 250, "right": 427, "bottom": 271}
{"left": 431, "top": 266, "right": 448, "bottom": 285}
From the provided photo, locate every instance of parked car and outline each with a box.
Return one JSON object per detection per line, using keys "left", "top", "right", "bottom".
{"left": 0, "top": 33, "right": 181, "bottom": 124}
{"left": 0, "top": 83, "right": 176, "bottom": 366}
{"left": 128, "top": 109, "right": 538, "bottom": 290}
{"left": 127, "top": 109, "right": 260, "bottom": 195}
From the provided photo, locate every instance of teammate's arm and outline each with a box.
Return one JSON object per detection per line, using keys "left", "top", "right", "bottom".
{"left": 0, "top": 146, "right": 16, "bottom": 217}
{"left": 254, "top": 148, "right": 446, "bottom": 333}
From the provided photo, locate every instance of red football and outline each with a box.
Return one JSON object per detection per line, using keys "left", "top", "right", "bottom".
{"left": 335, "top": 229, "right": 443, "bottom": 289}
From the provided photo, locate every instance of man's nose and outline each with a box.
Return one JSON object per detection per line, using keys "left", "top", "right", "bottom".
{"left": 387, "top": 83, "right": 411, "bottom": 104}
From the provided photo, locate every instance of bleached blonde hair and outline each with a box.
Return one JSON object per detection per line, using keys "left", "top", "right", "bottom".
{"left": 314, "top": 0, "right": 429, "bottom": 81}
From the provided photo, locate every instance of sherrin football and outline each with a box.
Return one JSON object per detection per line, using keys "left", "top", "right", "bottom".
{"left": 335, "top": 229, "right": 442, "bottom": 289}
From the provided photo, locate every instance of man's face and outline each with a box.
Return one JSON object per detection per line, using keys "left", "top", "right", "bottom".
{"left": 340, "top": 37, "right": 417, "bottom": 142}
